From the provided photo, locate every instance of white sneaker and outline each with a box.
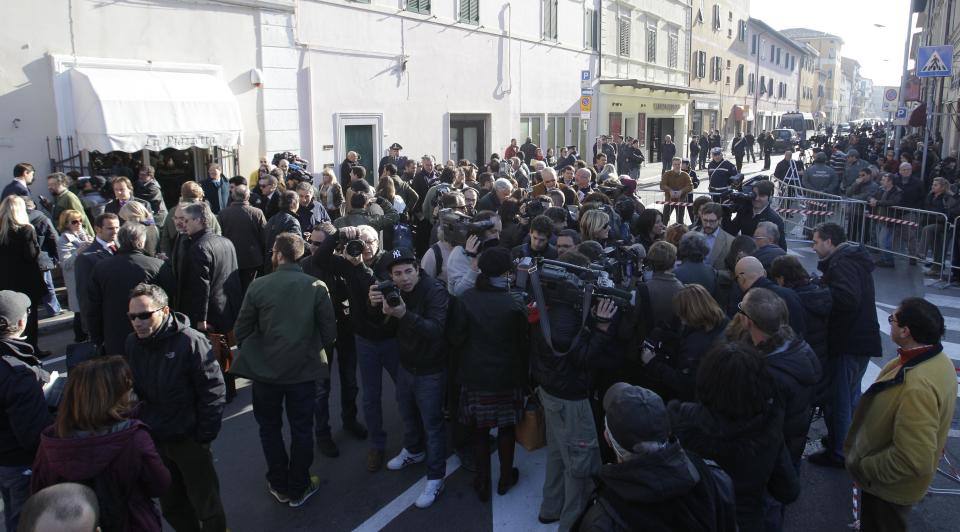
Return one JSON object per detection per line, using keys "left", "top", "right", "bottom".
{"left": 387, "top": 448, "right": 425, "bottom": 470}
{"left": 415, "top": 479, "right": 444, "bottom": 508}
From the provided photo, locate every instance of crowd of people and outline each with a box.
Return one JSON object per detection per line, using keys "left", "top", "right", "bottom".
{"left": 0, "top": 131, "right": 954, "bottom": 532}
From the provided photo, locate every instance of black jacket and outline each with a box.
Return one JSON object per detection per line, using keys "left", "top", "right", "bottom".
{"left": 449, "top": 284, "right": 529, "bottom": 391}
{"left": 134, "top": 179, "right": 168, "bottom": 225}
{"left": 27, "top": 209, "right": 58, "bottom": 271}
{"left": 576, "top": 442, "right": 737, "bottom": 532}
{"left": 530, "top": 306, "right": 622, "bottom": 400}
{"left": 104, "top": 197, "right": 151, "bottom": 218}
{"left": 73, "top": 241, "right": 113, "bottom": 326}
{"left": 897, "top": 175, "right": 924, "bottom": 209}
{"left": 217, "top": 202, "right": 267, "bottom": 270}
{"left": 375, "top": 274, "right": 449, "bottom": 375}
{"left": 0, "top": 225, "right": 46, "bottom": 300}
{"left": 707, "top": 159, "right": 739, "bottom": 190}
{"left": 764, "top": 336, "right": 822, "bottom": 464}
{"left": 641, "top": 322, "right": 727, "bottom": 403}
{"left": 87, "top": 250, "right": 175, "bottom": 356}
{"left": 264, "top": 211, "right": 302, "bottom": 263}
{"left": 0, "top": 338, "right": 52, "bottom": 466}
{"left": 669, "top": 400, "right": 800, "bottom": 532}
{"left": 511, "top": 242, "right": 559, "bottom": 261}
{"left": 790, "top": 281, "right": 832, "bottom": 362}
{"left": 734, "top": 277, "right": 807, "bottom": 339}
{"left": 817, "top": 242, "right": 882, "bottom": 357}
{"left": 752, "top": 244, "right": 786, "bottom": 271}
{"left": 735, "top": 205, "right": 787, "bottom": 250}
{"left": 124, "top": 312, "right": 225, "bottom": 443}
{"left": 251, "top": 192, "right": 281, "bottom": 221}
{"left": 182, "top": 230, "right": 241, "bottom": 334}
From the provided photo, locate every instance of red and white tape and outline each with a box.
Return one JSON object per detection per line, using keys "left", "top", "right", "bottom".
{"left": 655, "top": 201, "right": 694, "bottom": 207}
{"left": 776, "top": 208, "right": 834, "bottom": 216}
{"left": 864, "top": 214, "right": 920, "bottom": 227}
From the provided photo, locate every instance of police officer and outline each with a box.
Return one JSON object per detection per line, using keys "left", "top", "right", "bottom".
{"left": 706, "top": 147, "right": 740, "bottom": 200}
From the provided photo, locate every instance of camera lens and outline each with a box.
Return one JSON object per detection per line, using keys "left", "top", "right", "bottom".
{"left": 345, "top": 239, "right": 365, "bottom": 257}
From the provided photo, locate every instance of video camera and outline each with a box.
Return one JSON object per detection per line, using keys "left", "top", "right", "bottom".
{"left": 438, "top": 209, "right": 496, "bottom": 247}
{"left": 594, "top": 241, "right": 644, "bottom": 287}
{"left": 515, "top": 257, "right": 636, "bottom": 311}
{"left": 713, "top": 175, "right": 768, "bottom": 206}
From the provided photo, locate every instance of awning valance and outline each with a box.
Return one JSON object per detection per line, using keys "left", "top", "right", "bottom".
{"left": 67, "top": 67, "right": 242, "bottom": 153}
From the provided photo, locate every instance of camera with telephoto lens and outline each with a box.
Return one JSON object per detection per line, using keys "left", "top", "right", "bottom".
{"left": 514, "top": 257, "right": 636, "bottom": 311}
{"left": 595, "top": 240, "right": 644, "bottom": 287}
{"left": 337, "top": 232, "right": 365, "bottom": 257}
{"left": 523, "top": 196, "right": 551, "bottom": 220}
{"left": 375, "top": 280, "right": 403, "bottom": 307}
{"left": 716, "top": 175, "right": 767, "bottom": 205}
{"left": 438, "top": 209, "right": 495, "bottom": 247}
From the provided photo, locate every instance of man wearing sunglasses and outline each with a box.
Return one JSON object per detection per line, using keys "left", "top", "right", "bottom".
{"left": 124, "top": 283, "right": 227, "bottom": 531}
{"left": 732, "top": 256, "right": 806, "bottom": 339}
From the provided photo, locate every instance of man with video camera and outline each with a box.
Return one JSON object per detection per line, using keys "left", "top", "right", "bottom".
{"left": 528, "top": 251, "right": 624, "bottom": 531}
{"left": 367, "top": 248, "right": 450, "bottom": 509}
{"left": 445, "top": 210, "right": 502, "bottom": 296}
{"left": 731, "top": 179, "right": 787, "bottom": 250}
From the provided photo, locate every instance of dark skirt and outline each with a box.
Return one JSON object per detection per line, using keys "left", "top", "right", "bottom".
{"left": 458, "top": 387, "right": 524, "bottom": 429}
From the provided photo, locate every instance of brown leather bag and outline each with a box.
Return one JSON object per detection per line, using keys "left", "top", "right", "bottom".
{"left": 207, "top": 332, "right": 236, "bottom": 373}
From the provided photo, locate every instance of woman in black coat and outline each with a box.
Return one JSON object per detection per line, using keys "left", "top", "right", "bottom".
{"left": 0, "top": 196, "right": 47, "bottom": 351}
{"left": 448, "top": 247, "right": 529, "bottom": 501}
{"left": 668, "top": 342, "right": 800, "bottom": 532}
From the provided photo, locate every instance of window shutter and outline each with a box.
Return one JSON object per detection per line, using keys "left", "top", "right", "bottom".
{"left": 619, "top": 17, "right": 631, "bottom": 57}
{"left": 459, "top": 0, "right": 479, "bottom": 24}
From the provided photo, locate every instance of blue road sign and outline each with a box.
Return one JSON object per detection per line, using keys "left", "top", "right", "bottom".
{"left": 918, "top": 45, "right": 953, "bottom": 78}
{"left": 895, "top": 107, "right": 907, "bottom": 120}
{"left": 581, "top": 70, "right": 591, "bottom": 81}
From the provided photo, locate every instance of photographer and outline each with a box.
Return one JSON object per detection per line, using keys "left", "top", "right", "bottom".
{"left": 639, "top": 284, "right": 728, "bottom": 402}
{"left": 367, "top": 248, "right": 449, "bottom": 509}
{"left": 732, "top": 179, "right": 787, "bottom": 250}
{"left": 528, "top": 251, "right": 623, "bottom": 530}
{"left": 445, "top": 210, "right": 502, "bottom": 296}
{"left": 333, "top": 187, "right": 400, "bottom": 233}
{"left": 320, "top": 224, "right": 399, "bottom": 472}
{"left": 511, "top": 214, "right": 558, "bottom": 261}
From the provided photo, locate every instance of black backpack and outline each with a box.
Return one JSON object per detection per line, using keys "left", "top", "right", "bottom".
{"left": 78, "top": 471, "right": 128, "bottom": 532}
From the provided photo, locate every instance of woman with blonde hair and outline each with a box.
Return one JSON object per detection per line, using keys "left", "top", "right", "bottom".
{"left": 57, "top": 209, "right": 92, "bottom": 342}
{"left": 638, "top": 283, "right": 728, "bottom": 402}
{"left": 119, "top": 201, "right": 159, "bottom": 256}
{"left": 318, "top": 168, "right": 344, "bottom": 220}
{"left": 0, "top": 195, "right": 46, "bottom": 351}
{"left": 578, "top": 208, "right": 610, "bottom": 244}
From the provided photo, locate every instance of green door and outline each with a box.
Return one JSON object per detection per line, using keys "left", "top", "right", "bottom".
{"left": 344, "top": 125, "right": 375, "bottom": 184}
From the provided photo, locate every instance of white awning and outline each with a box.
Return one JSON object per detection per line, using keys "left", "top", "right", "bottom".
{"left": 67, "top": 67, "right": 242, "bottom": 153}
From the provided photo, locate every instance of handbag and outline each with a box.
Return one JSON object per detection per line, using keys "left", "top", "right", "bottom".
{"left": 515, "top": 393, "right": 546, "bottom": 451}
{"left": 207, "top": 331, "right": 235, "bottom": 373}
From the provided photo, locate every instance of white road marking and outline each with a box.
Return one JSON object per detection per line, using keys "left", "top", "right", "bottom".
{"left": 353, "top": 454, "right": 462, "bottom": 532}
{"left": 924, "top": 293, "right": 960, "bottom": 311}
{"left": 223, "top": 404, "right": 253, "bottom": 421}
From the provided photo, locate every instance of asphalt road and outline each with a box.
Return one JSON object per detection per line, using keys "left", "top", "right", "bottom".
{"left": 10, "top": 151, "right": 960, "bottom": 531}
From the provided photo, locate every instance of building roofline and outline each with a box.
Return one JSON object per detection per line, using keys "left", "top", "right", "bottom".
{"left": 749, "top": 19, "right": 809, "bottom": 54}
{"left": 780, "top": 27, "right": 845, "bottom": 45}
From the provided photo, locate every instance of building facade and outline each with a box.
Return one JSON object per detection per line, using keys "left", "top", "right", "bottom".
{"left": 796, "top": 42, "right": 821, "bottom": 115}
{"left": 687, "top": 0, "right": 752, "bottom": 141}
{"left": 748, "top": 18, "right": 804, "bottom": 132}
{"left": 782, "top": 28, "right": 845, "bottom": 126}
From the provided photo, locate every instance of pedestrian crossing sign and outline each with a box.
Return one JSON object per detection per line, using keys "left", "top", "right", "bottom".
{"left": 918, "top": 45, "right": 953, "bottom": 78}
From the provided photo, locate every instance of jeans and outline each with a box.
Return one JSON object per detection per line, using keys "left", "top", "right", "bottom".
{"left": 825, "top": 354, "right": 870, "bottom": 460}
{"left": 663, "top": 202, "right": 685, "bottom": 225}
{"left": 878, "top": 224, "right": 895, "bottom": 265}
{"left": 41, "top": 270, "right": 61, "bottom": 315}
{"left": 253, "top": 380, "right": 315, "bottom": 496}
{"left": 315, "top": 323, "right": 360, "bottom": 438}
{"left": 396, "top": 367, "right": 447, "bottom": 480}
{"left": 0, "top": 465, "right": 31, "bottom": 532}
{"left": 355, "top": 335, "right": 400, "bottom": 450}
{"left": 156, "top": 438, "right": 227, "bottom": 532}
{"left": 538, "top": 388, "right": 601, "bottom": 532}
{"left": 921, "top": 223, "right": 947, "bottom": 264}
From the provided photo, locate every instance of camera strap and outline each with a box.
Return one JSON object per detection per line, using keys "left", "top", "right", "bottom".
{"left": 529, "top": 268, "right": 593, "bottom": 358}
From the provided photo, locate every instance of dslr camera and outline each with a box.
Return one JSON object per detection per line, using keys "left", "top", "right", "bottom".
{"left": 375, "top": 280, "right": 403, "bottom": 307}
{"left": 515, "top": 257, "right": 636, "bottom": 311}
{"left": 438, "top": 209, "right": 496, "bottom": 247}
{"left": 337, "top": 232, "right": 365, "bottom": 257}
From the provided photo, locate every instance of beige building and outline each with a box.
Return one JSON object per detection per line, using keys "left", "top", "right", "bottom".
{"left": 687, "top": 0, "right": 752, "bottom": 141}
{"left": 782, "top": 29, "right": 845, "bottom": 125}
{"left": 797, "top": 43, "right": 820, "bottom": 115}
{"left": 748, "top": 18, "right": 805, "bottom": 132}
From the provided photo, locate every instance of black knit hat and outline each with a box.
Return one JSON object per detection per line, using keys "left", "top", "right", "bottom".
{"left": 477, "top": 247, "right": 512, "bottom": 277}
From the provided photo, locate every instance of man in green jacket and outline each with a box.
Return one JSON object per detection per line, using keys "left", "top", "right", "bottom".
{"left": 845, "top": 297, "right": 957, "bottom": 531}
{"left": 232, "top": 233, "right": 337, "bottom": 509}
{"left": 46, "top": 172, "right": 93, "bottom": 235}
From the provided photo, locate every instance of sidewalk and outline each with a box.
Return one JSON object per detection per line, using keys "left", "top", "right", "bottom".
{"left": 634, "top": 152, "right": 775, "bottom": 187}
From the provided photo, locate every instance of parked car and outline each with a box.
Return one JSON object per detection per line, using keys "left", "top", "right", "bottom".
{"left": 771, "top": 128, "right": 799, "bottom": 152}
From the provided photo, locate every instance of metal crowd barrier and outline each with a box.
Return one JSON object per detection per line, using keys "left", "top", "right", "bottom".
{"left": 861, "top": 205, "right": 950, "bottom": 282}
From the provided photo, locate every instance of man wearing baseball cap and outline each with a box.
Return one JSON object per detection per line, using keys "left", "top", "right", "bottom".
{"left": 577, "top": 383, "right": 736, "bottom": 531}
{"left": 369, "top": 247, "right": 450, "bottom": 508}
{"left": 0, "top": 290, "right": 53, "bottom": 531}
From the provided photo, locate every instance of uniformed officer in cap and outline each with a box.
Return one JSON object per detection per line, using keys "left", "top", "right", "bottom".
{"left": 379, "top": 143, "right": 408, "bottom": 177}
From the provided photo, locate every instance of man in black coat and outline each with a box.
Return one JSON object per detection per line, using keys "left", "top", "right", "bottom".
{"left": 74, "top": 213, "right": 120, "bottom": 331}
{"left": 751, "top": 221, "right": 786, "bottom": 271}
{"left": 251, "top": 175, "right": 281, "bottom": 221}
{"left": 124, "top": 283, "right": 226, "bottom": 531}
{"left": 135, "top": 165, "right": 168, "bottom": 225}
{"left": 733, "top": 180, "right": 787, "bottom": 250}
{"left": 0, "top": 290, "right": 53, "bottom": 531}
{"left": 103, "top": 176, "right": 151, "bottom": 219}
{"left": 264, "top": 191, "right": 302, "bottom": 266}
{"left": 808, "top": 223, "right": 881, "bottom": 468}
{"left": 217, "top": 185, "right": 266, "bottom": 296}
{"left": 733, "top": 257, "right": 806, "bottom": 339}
{"left": 180, "top": 202, "right": 241, "bottom": 336}
{"left": 87, "top": 223, "right": 174, "bottom": 356}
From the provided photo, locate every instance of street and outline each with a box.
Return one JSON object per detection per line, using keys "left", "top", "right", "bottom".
{"left": 11, "top": 152, "right": 960, "bottom": 532}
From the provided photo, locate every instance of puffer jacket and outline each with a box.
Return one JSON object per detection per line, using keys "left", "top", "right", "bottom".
{"left": 764, "top": 336, "right": 822, "bottom": 464}
{"left": 817, "top": 242, "right": 881, "bottom": 357}
{"left": 123, "top": 313, "right": 226, "bottom": 443}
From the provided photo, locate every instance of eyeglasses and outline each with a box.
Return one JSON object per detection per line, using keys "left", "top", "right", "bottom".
{"left": 308, "top": 240, "right": 324, "bottom": 247}
{"left": 601, "top": 223, "right": 610, "bottom": 230}
{"left": 128, "top": 308, "right": 162, "bottom": 321}
{"left": 69, "top": 219, "right": 82, "bottom": 225}
{"left": 737, "top": 302, "right": 757, "bottom": 322}
{"left": 887, "top": 314, "right": 899, "bottom": 325}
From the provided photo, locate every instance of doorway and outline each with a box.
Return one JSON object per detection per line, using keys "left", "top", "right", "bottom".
{"left": 450, "top": 119, "right": 484, "bottom": 165}
{"left": 344, "top": 125, "right": 375, "bottom": 183}
{"left": 647, "top": 118, "right": 676, "bottom": 163}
